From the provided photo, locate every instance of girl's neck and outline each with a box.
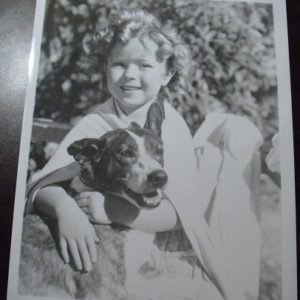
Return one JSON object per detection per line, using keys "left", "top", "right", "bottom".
{"left": 114, "top": 98, "right": 156, "bottom": 116}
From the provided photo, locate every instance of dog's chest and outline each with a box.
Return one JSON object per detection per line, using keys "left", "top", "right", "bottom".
{"left": 123, "top": 230, "right": 159, "bottom": 283}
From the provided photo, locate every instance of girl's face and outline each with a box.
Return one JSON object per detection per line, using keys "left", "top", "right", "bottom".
{"left": 106, "top": 37, "right": 173, "bottom": 114}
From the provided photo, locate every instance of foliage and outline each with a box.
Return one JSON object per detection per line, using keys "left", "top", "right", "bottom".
{"left": 35, "top": 0, "right": 277, "bottom": 141}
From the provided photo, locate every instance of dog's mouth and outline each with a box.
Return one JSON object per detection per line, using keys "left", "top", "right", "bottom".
{"left": 108, "top": 184, "right": 163, "bottom": 209}
{"left": 124, "top": 185, "right": 163, "bottom": 208}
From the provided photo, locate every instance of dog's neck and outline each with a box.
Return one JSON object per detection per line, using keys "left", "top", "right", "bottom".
{"left": 77, "top": 171, "right": 106, "bottom": 193}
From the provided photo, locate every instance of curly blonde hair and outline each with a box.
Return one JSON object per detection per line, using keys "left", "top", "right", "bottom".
{"left": 92, "top": 10, "right": 190, "bottom": 93}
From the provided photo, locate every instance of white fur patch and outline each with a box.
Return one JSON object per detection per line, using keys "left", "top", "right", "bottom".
{"left": 126, "top": 131, "right": 162, "bottom": 193}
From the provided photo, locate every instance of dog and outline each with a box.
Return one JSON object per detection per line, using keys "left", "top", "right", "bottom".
{"left": 19, "top": 102, "right": 167, "bottom": 300}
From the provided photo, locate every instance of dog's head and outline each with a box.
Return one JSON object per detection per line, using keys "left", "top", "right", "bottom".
{"left": 67, "top": 103, "right": 167, "bottom": 209}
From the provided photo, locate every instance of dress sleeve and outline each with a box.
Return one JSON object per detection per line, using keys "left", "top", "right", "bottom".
{"left": 161, "top": 107, "right": 264, "bottom": 299}
{"left": 25, "top": 114, "right": 109, "bottom": 214}
{"left": 161, "top": 107, "right": 218, "bottom": 274}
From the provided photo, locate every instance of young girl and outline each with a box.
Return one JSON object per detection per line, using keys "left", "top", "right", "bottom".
{"left": 26, "top": 10, "right": 245, "bottom": 300}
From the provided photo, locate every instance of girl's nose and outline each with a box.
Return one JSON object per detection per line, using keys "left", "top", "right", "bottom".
{"left": 124, "top": 64, "right": 138, "bottom": 79}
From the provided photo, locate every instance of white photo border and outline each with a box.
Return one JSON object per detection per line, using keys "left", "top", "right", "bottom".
{"left": 6, "top": 1, "right": 297, "bottom": 299}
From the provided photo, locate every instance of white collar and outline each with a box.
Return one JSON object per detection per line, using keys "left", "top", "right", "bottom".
{"left": 113, "top": 99, "right": 155, "bottom": 127}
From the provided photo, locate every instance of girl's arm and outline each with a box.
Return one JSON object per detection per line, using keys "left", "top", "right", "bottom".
{"left": 106, "top": 196, "right": 181, "bottom": 232}
{"left": 34, "top": 186, "right": 99, "bottom": 272}
{"left": 75, "top": 192, "right": 181, "bottom": 232}
{"left": 26, "top": 115, "right": 109, "bottom": 271}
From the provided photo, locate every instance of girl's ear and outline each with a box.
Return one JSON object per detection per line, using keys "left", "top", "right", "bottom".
{"left": 162, "top": 69, "right": 175, "bottom": 87}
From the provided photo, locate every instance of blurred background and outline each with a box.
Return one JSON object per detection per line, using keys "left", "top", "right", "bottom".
{"left": 29, "top": 1, "right": 281, "bottom": 299}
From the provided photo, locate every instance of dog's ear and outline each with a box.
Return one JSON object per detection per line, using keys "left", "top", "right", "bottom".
{"left": 128, "top": 122, "right": 142, "bottom": 130}
{"left": 67, "top": 138, "right": 105, "bottom": 162}
{"left": 144, "top": 102, "right": 164, "bottom": 137}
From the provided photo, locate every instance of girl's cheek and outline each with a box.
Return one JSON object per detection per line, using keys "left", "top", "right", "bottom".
{"left": 108, "top": 69, "right": 123, "bottom": 82}
{"left": 142, "top": 72, "right": 156, "bottom": 85}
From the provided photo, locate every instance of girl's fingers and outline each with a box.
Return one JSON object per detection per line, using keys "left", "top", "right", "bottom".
{"left": 77, "top": 239, "right": 92, "bottom": 272}
{"left": 92, "top": 226, "right": 100, "bottom": 243}
{"left": 75, "top": 192, "right": 93, "bottom": 199}
{"left": 74, "top": 197, "right": 88, "bottom": 207}
{"left": 85, "top": 234, "right": 97, "bottom": 263}
{"left": 73, "top": 194, "right": 81, "bottom": 201}
{"left": 68, "top": 239, "right": 82, "bottom": 271}
{"left": 59, "top": 238, "right": 69, "bottom": 264}
{"left": 80, "top": 207, "right": 90, "bottom": 214}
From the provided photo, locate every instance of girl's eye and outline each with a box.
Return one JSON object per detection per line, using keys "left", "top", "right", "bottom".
{"left": 118, "top": 149, "right": 133, "bottom": 158}
{"left": 140, "top": 63, "right": 153, "bottom": 69}
{"left": 112, "top": 62, "right": 125, "bottom": 67}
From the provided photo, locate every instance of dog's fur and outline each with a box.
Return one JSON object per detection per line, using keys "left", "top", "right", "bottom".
{"left": 19, "top": 103, "right": 167, "bottom": 299}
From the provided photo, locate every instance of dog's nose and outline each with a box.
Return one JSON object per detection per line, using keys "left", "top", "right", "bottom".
{"left": 148, "top": 170, "right": 168, "bottom": 188}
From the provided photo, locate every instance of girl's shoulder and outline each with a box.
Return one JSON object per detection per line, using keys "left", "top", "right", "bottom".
{"left": 74, "top": 98, "right": 115, "bottom": 125}
{"left": 70, "top": 99, "right": 116, "bottom": 135}
{"left": 90, "top": 98, "right": 115, "bottom": 116}
{"left": 164, "top": 102, "right": 191, "bottom": 134}
{"left": 164, "top": 101, "right": 181, "bottom": 117}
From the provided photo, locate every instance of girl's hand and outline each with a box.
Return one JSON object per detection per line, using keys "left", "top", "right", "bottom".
{"left": 57, "top": 202, "right": 99, "bottom": 272}
{"left": 34, "top": 186, "right": 99, "bottom": 272}
{"left": 74, "top": 191, "right": 112, "bottom": 225}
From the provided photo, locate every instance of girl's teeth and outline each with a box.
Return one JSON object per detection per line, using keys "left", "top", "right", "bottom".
{"left": 122, "top": 87, "right": 139, "bottom": 91}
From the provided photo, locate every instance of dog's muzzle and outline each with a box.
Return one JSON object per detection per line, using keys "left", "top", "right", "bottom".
{"left": 114, "top": 170, "right": 168, "bottom": 209}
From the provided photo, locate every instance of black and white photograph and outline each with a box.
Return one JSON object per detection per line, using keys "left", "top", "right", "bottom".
{"left": 6, "top": 0, "right": 297, "bottom": 300}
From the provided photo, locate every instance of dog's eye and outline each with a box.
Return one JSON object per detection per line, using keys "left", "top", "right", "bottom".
{"left": 118, "top": 149, "right": 133, "bottom": 158}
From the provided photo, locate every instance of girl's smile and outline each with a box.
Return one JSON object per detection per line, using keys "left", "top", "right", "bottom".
{"left": 106, "top": 37, "right": 173, "bottom": 115}
{"left": 120, "top": 85, "right": 141, "bottom": 91}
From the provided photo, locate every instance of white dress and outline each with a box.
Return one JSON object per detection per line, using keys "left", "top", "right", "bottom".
{"left": 194, "top": 113, "right": 263, "bottom": 300}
